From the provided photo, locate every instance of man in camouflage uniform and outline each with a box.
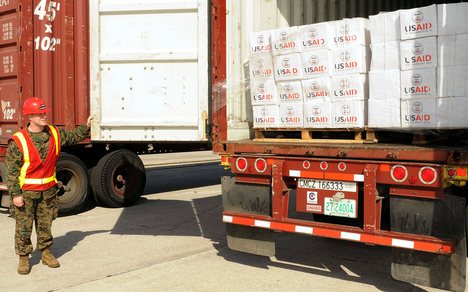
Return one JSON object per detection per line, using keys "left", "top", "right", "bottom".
{"left": 6, "top": 97, "right": 92, "bottom": 275}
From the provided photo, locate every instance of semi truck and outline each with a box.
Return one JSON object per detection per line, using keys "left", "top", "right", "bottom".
{"left": 0, "top": 0, "right": 467, "bottom": 291}
{"left": 212, "top": 0, "right": 468, "bottom": 291}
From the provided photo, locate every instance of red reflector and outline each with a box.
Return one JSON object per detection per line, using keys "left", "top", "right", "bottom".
{"left": 254, "top": 158, "right": 267, "bottom": 173}
{"left": 419, "top": 167, "right": 437, "bottom": 184}
{"left": 320, "top": 161, "right": 328, "bottom": 171}
{"left": 447, "top": 168, "right": 456, "bottom": 177}
{"left": 236, "top": 158, "right": 248, "bottom": 172}
{"left": 391, "top": 165, "right": 407, "bottom": 182}
{"left": 302, "top": 160, "right": 311, "bottom": 169}
{"left": 338, "top": 162, "right": 346, "bottom": 172}
{"left": 409, "top": 176, "right": 418, "bottom": 184}
{"left": 457, "top": 167, "right": 467, "bottom": 177}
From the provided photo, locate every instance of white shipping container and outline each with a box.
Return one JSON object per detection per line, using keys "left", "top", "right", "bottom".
{"left": 400, "top": 4, "right": 437, "bottom": 40}
{"left": 304, "top": 101, "right": 332, "bottom": 128}
{"left": 273, "top": 53, "right": 303, "bottom": 81}
{"left": 400, "top": 68, "right": 437, "bottom": 99}
{"left": 331, "top": 100, "right": 366, "bottom": 128}
{"left": 250, "top": 78, "right": 278, "bottom": 105}
{"left": 330, "top": 74, "right": 368, "bottom": 101}
{"left": 331, "top": 45, "right": 370, "bottom": 75}
{"left": 252, "top": 105, "right": 280, "bottom": 128}
{"left": 400, "top": 36, "right": 438, "bottom": 70}
{"left": 90, "top": 0, "right": 209, "bottom": 141}
{"left": 299, "top": 22, "right": 331, "bottom": 51}
{"left": 300, "top": 49, "right": 331, "bottom": 78}
{"left": 250, "top": 30, "right": 273, "bottom": 54}
{"left": 302, "top": 78, "right": 331, "bottom": 102}
{"left": 277, "top": 80, "right": 304, "bottom": 103}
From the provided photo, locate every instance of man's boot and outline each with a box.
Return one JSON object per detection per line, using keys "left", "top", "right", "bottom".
{"left": 41, "top": 249, "right": 60, "bottom": 268}
{"left": 18, "top": 255, "right": 30, "bottom": 275}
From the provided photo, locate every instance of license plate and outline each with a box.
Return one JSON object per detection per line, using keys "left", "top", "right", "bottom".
{"left": 324, "top": 198, "right": 356, "bottom": 218}
{"left": 298, "top": 179, "right": 357, "bottom": 192}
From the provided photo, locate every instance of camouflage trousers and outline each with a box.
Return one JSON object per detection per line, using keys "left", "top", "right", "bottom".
{"left": 10, "top": 192, "right": 58, "bottom": 256}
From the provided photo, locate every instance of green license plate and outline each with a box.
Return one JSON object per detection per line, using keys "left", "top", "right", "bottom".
{"left": 324, "top": 197, "right": 356, "bottom": 218}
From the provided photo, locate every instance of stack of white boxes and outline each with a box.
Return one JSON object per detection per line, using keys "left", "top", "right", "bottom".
{"left": 369, "top": 3, "right": 468, "bottom": 129}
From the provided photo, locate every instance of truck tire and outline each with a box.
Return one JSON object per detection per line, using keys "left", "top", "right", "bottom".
{"left": 91, "top": 149, "right": 146, "bottom": 208}
{"left": 56, "top": 152, "right": 89, "bottom": 215}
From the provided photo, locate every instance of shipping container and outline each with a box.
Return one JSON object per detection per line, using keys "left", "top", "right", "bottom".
{"left": 212, "top": 0, "right": 468, "bottom": 291}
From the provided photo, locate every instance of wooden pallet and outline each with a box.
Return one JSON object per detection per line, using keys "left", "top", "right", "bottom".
{"left": 253, "top": 128, "right": 378, "bottom": 144}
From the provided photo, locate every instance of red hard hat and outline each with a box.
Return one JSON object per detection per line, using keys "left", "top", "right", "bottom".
{"left": 23, "top": 97, "right": 49, "bottom": 115}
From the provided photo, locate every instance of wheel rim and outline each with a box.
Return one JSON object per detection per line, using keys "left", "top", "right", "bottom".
{"left": 56, "top": 167, "right": 80, "bottom": 204}
{"left": 111, "top": 163, "right": 129, "bottom": 197}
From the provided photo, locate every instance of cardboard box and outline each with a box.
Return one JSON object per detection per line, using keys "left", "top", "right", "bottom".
{"left": 279, "top": 103, "right": 304, "bottom": 128}
{"left": 437, "top": 66, "right": 467, "bottom": 97}
{"left": 252, "top": 105, "right": 280, "bottom": 128}
{"left": 273, "top": 53, "right": 303, "bottom": 81}
{"left": 448, "top": 96, "right": 468, "bottom": 128}
{"left": 330, "top": 74, "right": 368, "bottom": 101}
{"left": 371, "top": 42, "right": 400, "bottom": 70}
{"left": 435, "top": 97, "right": 451, "bottom": 128}
{"left": 299, "top": 22, "right": 331, "bottom": 51}
{"left": 368, "top": 99, "right": 401, "bottom": 128}
{"left": 271, "top": 26, "right": 301, "bottom": 55}
{"left": 302, "top": 78, "right": 331, "bottom": 102}
{"left": 331, "top": 18, "right": 370, "bottom": 48}
{"left": 331, "top": 100, "right": 366, "bottom": 128}
{"left": 438, "top": 34, "right": 468, "bottom": 67}
{"left": 249, "top": 53, "right": 274, "bottom": 80}
{"left": 370, "top": 43, "right": 385, "bottom": 71}
{"left": 437, "top": 3, "right": 467, "bottom": 36}
{"left": 369, "top": 70, "right": 400, "bottom": 100}
{"left": 331, "top": 45, "right": 370, "bottom": 75}
{"left": 400, "top": 4, "right": 437, "bottom": 40}
{"left": 400, "top": 36, "right": 437, "bottom": 70}
{"left": 250, "top": 78, "right": 278, "bottom": 105}
{"left": 250, "top": 30, "right": 273, "bottom": 54}
{"left": 370, "top": 11, "right": 401, "bottom": 43}
{"left": 401, "top": 98, "right": 437, "bottom": 128}
{"left": 301, "top": 49, "right": 331, "bottom": 78}
{"left": 400, "top": 68, "right": 437, "bottom": 99}
{"left": 276, "top": 80, "right": 303, "bottom": 103}
{"left": 304, "top": 101, "right": 332, "bottom": 128}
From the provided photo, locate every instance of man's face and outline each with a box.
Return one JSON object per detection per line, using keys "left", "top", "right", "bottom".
{"left": 29, "top": 113, "right": 48, "bottom": 127}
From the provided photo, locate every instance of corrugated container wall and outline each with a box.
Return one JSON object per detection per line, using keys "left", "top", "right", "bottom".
{"left": 225, "top": 0, "right": 464, "bottom": 141}
{"left": 0, "top": 0, "right": 89, "bottom": 145}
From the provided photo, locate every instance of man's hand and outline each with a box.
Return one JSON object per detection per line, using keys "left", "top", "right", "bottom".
{"left": 12, "top": 196, "right": 24, "bottom": 207}
{"left": 86, "top": 115, "right": 94, "bottom": 127}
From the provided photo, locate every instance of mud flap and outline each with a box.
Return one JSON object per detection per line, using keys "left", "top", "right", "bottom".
{"left": 222, "top": 176, "right": 275, "bottom": 256}
{"left": 390, "top": 194, "right": 466, "bottom": 291}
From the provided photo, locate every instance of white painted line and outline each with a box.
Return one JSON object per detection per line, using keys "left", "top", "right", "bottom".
{"left": 289, "top": 170, "right": 301, "bottom": 177}
{"left": 295, "top": 226, "right": 313, "bottom": 234}
{"left": 392, "top": 239, "right": 415, "bottom": 249}
{"left": 222, "top": 215, "right": 233, "bottom": 223}
{"left": 254, "top": 220, "right": 271, "bottom": 228}
{"left": 341, "top": 232, "right": 361, "bottom": 241}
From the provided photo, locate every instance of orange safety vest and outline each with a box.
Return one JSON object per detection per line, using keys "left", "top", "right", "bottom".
{"left": 10, "top": 125, "right": 61, "bottom": 191}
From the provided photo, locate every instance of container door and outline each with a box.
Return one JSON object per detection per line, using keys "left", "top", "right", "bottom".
{"left": 89, "top": 0, "right": 209, "bottom": 142}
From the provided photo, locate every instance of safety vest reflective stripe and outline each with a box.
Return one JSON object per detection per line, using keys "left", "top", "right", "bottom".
{"left": 48, "top": 125, "right": 59, "bottom": 155}
{"left": 13, "top": 132, "right": 30, "bottom": 188}
{"left": 23, "top": 175, "right": 57, "bottom": 185}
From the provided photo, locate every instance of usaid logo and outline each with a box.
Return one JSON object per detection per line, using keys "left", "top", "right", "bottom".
{"left": 256, "top": 58, "right": 264, "bottom": 69}
{"left": 284, "top": 83, "right": 293, "bottom": 92}
{"left": 411, "top": 73, "right": 423, "bottom": 86}
{"left": 261, "top": 106, "right": 269, "bottom": 116}
{"left": 282, "top": 57, "right": 290, "bottom": 68}
{"left": 309, "top": 55, "right": 319, "bottom": 65}
{"left": 312, "top": 106, "right": 321, "bottom": 116}
{"left": 339, "top": 78, "right": 350, "bottom": 89}
{"left": 308, "top": 27, "right": 318, "bottom": 38}
{"left": 412, "top": 102, "right": 423, "bottom": 114}
{"left": 340, "top": 23, "right": 350, "bottom": 35}
{"left": 258, "top": 83, "right": 265, "bottom": 93}
{"left": 286, "top": 106, "right": 295, "bottom": 116}
{"left": 310, "top": 81, "right": 321, "bottom": 91}
{"left": 412, "top": 10, "right": 424, "bottom": 23}
{"left": 340, "top": 51, "right": 350, "bottom": 62}
{"left": 257, "top": 34, "right": 265, "bottom": 44}
{"left": 280, "top": 31, "right": 289, "bottom": 42}
{"left": 341, "top": 104, "right": 351, "bottom": 115}
{"left": 412, "top": 43, "right": 424, "bottom": 55}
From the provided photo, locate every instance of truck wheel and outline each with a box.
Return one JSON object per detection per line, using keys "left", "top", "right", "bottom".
{"left": 56, "top": 152, "right": 89, "bottom": 215}
{"left": 91, "top": 149, "right": 146, "bottom": 208}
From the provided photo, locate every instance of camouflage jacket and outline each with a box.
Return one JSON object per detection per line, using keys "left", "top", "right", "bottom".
{"left": 5, "top": 124, "right": 90, "bottom": 199}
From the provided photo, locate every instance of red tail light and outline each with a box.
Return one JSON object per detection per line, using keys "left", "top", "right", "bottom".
{"left": 419, "top": 167, "right": 437, "bottom": 184}
{"left": 236, "top": 157, "right": 248, "bottom": 172}
{"left": 447, "top": 168, "right": 456, "bottom": 178}
{"left": 338, "top": 162, "right": 346, "bottom": 172}
{"left": 254, "top": 158, "right": 267, "bottom": 173}
{"left": 391, "top": 165, "right": 408, "bottom": 182}
{"left": 320, "top": 161, "right": 328, "bottom": 170}
{"left": 302, "top": 160, "right": 311, "bottom": 169}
